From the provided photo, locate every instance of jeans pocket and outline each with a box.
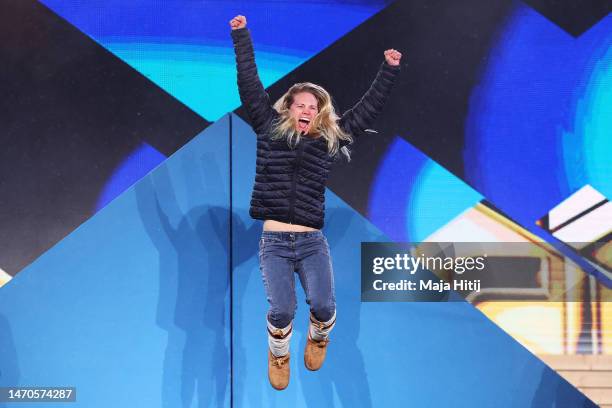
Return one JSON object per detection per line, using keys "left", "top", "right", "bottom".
{"left": 261, "top": 236, "right": 283, "bottom": 245}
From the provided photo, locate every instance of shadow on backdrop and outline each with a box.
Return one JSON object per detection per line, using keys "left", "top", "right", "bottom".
{"left": 135, "top": 153, "right": 229, "bottom": 407}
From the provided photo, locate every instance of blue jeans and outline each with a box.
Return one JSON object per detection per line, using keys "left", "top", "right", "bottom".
{"left": 259, "top": 230, "right": 336, "bottom": 329}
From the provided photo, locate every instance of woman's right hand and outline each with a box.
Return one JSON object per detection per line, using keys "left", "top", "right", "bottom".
{"left": 230, "top": 15, "right": 247, "bottom": 30}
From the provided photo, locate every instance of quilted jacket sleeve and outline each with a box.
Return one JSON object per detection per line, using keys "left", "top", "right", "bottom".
{"left": 339, "top": 62, "right": 400, "bottom": 145}
{"left": 231, "top": 28, "right": 277, "bottom": 135}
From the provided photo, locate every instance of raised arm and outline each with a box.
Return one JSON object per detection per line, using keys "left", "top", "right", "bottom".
{"left": 339, "top": 49, "right": 402, "bottom": 142}
{"left": 230, "top": 15, "right": 276, "bottom": 135}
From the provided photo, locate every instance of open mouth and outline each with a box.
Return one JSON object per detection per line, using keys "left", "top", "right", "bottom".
{"left": 297, "top": 117, "right": 311, "bottom": 131}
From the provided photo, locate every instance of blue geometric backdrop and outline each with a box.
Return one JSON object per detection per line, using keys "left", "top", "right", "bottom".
{"left": 1, "top": 0, "right": 610, "bottom": 405}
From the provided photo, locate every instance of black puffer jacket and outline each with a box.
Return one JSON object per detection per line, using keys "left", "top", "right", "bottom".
{"left": 232, "top": 28, "right": 400, "bottom": 229}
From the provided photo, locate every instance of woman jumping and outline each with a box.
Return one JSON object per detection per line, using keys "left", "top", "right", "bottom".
{"left": 230, "top": 14, "right": 401, "bottom": 390}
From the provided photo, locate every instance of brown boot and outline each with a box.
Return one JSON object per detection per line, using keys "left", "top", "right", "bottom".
{"left": 304, "top": 334, "right": 329, "bottom": 371}
{"left": 268, "top": 350, "right": 290, "bottom": 390}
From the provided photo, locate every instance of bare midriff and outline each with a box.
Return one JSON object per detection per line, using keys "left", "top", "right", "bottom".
{"left": 263, "top": 219, "right": 318, "bottom": 232}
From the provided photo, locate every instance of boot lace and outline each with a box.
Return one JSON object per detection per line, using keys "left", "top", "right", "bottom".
{"left": 271, "top": 354, "right": 289, "bottom": 368}
{"left": 310, "top": 336, "right": 330, "bottom": 348}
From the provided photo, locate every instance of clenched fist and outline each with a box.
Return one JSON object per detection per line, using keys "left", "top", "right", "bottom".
{"left": 384, "top": 49, "right": 402, "bottom": 66}
{"left": 230, "top": 15, "right": 247, "bottom": 30}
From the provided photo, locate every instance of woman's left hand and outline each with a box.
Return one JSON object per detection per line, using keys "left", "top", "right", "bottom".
{"left": 384, "top": 49, "right": 402, "bottom": 66}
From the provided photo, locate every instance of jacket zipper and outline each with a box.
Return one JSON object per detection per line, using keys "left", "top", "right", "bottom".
{"left": 288, "top": 142, "right": 304, "bottom": 224}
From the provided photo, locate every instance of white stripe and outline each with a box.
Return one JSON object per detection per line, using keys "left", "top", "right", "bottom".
{"left": 553, "top": 202, "right": 612, "bottom": 247}
{"left": 549, "top": 185, "right": 606, "bottom": 230}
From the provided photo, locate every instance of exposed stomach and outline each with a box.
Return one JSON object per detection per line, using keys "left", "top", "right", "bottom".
{"left": 263, "top": 219, "right": 318, "bottom": 232}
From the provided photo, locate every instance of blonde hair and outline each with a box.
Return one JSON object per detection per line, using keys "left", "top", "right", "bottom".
{"left": 271, "top": 82, "right": 352, "bottom": 159}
